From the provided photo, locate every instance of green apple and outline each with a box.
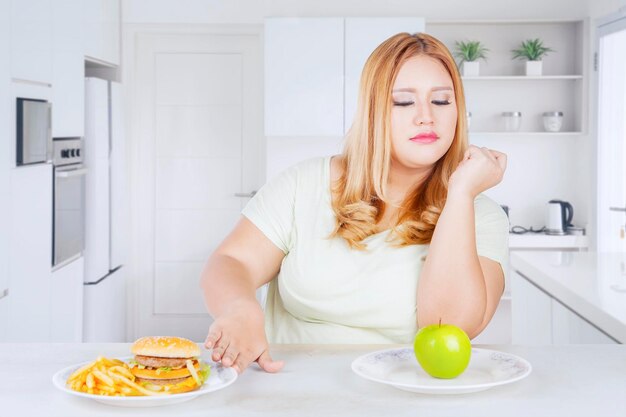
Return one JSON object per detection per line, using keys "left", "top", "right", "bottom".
{"left": 413, "top": 322, "right": 471, "bottom": 379}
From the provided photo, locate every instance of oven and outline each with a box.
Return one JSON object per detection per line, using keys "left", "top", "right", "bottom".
{"left": 52, "top": 138, "right": 87, "bottom": 269}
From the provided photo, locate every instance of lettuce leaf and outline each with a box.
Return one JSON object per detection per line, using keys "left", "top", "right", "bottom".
{"left": 198, "top": 363, "right": 211, "bottom": 383}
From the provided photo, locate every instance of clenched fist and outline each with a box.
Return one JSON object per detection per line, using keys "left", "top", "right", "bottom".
{"left": 448, "top": 145, "right": 507, "bottom": 199}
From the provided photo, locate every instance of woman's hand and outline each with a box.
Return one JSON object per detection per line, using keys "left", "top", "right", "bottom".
{"left": 448, "top": 145, "right": 507, "bottom": 199}
{"left": 204, "top": 299, "right": 284, "bottom": 374}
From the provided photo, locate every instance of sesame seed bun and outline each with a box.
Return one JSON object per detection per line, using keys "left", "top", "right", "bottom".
{"left": 131, "top": 336, "right": 201, "bottom": 358}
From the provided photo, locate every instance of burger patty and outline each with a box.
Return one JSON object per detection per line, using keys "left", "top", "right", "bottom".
{"left": 135, "top": 376, "right": 191, "bottom": 385}
{"left": 135, "top": 355, "right": 189, "bottom": 368}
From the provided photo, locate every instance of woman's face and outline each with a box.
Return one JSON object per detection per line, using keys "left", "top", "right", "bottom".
{"left": 390, "top": 55, "right": 458, "bottom": 171}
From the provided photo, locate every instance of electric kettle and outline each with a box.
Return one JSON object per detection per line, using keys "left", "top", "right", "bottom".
{"left": 546, "top": 200, "right": 574, "bottom": 235}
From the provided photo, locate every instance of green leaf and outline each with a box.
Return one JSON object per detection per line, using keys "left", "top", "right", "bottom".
{"left": 453, "top": 40, "right": 489, "bottom": 64}
{"left": 198, "top": 363, "right": 211, "bottom": 383}
{"left": 511, "top": 38, "right": 555, "bottom": 61}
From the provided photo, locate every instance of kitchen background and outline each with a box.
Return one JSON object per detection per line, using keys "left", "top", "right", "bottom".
{"left": 0, "top": 0, "right": 625, "bottom": 346}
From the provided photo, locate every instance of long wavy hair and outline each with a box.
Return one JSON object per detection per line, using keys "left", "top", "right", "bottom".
{"left": 330, "top": 32, "right": 468, "bottom": 250}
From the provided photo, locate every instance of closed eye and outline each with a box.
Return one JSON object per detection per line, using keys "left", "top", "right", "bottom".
{"left": 393, "top": 100, "right": 452, "bottom": 107}
{"left": 393, "top": 101, "right": 414, "bottom": 107}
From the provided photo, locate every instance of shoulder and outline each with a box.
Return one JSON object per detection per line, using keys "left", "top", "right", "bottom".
{"left": 474, "top": 193, "right": 503, "bottom": 212}
{"left": 473, "top": 194, "right": 509, "bottom": 227}
{"left": 273, "top": 156, "right": 328, "bottom": 181}
{"left": 329, "top": 154, "right": 344, "bottom": 182}
{"left": 260, "top": 156, "right": 333, "bottom": 201}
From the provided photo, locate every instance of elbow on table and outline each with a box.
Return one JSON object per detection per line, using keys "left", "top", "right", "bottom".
{"left": 417, "top": 308, "right": 486, "bottom": 340}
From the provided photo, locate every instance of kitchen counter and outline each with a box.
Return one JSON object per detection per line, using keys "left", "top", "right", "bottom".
{"left": 511, "top": 251, "right": 626, "bottom": 343}
{"left": 508, "top": 233, "right": 589, "bottom": 250}
{"left": 2, "top": 343, "right": 626, "bottom": 417}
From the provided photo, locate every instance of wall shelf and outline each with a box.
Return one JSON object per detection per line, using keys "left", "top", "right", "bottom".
{"left": 427, "top": 19, "right": 587, "bottom": 134}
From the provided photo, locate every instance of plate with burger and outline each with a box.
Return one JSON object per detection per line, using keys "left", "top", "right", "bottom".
{"left": 52, "top": 336, "right": 237, "bottom": 407}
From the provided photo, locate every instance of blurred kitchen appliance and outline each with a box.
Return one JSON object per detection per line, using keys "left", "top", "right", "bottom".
{"left": 546, "top": 200, "right": 574, "bottom": 235}
{"left": 83, "top": 77, "right": 127, "bottom": 342}
{"left": 16, "top": 98, "right": 52, "bottom": 165}
{"left": 500, "top": 205, "right": 510, "bottom": 219}
{"left": 52, "top": 138, "right": 86, "bottom": 268}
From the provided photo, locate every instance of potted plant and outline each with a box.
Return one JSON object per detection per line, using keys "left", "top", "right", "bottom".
{"left": 511, "top": 38, "right": 555, "bottom": 76}
{"left": 454, "top": 40, "right": 489, "bottom": 77}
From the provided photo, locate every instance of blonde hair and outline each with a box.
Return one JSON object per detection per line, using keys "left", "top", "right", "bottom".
{"left": 330, "top": 32, "right": 468, "bottom": 250}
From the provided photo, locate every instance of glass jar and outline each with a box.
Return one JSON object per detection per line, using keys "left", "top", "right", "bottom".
{"left": 543, "top": 111, "right": 564, "bottom": 132}
{"left": 501, "top": 112, "right": 522, "bottom": 131}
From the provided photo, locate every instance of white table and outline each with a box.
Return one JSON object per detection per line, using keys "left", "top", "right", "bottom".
{"left": 1, "top": 343, "right": 626, "bottom": 417}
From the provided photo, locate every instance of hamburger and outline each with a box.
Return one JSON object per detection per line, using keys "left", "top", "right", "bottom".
{"left": 129, "top": 336, "right": 210, "bottom": 394}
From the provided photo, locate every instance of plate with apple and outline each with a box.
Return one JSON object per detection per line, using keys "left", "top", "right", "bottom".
{"left": 351, "top": 323, "right": 531, "bottom": 395}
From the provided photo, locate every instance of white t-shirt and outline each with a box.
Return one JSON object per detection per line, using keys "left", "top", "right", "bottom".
{"left": 242, "top": 156, "right": 509, "bottom": 344}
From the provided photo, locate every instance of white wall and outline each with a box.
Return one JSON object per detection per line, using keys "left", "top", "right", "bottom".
{"left": 122, "top": 0, "right": 624, "bottom": 241}
{"left": 123, "top": 0, "right": 588, "bottom": 23}
{"left": 588, "top": 0, "right": 626, "bottom": 17}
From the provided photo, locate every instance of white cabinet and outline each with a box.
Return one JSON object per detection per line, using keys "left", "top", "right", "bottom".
{"left": 0, "top": 295, "right": 7, "bottom": 342}
{"left": 83, "top": 267, "right": 126, "bottom": 342}
{"left": 83, "top": 0, "right": 120, "bottom": 65}
{"left": 551, "top": 300, "right": 617, "bottom": 344}
{"left": 426, "top": 20, "right": 587, "bottom": 135}
{"left": 8, "top": 0, "right": 87, "bottom": 135}
{"left": 511, "top": 271, "right": 552, "bottom": 344}
{"left": 478, "top": 242, "right": 589, "bottom": 345}
{"left": 52, "top": 0, "right": 84, "bottom": 137}
{"left": 84, "top": 77, "right": 111, "bottom": 283}
{"left": 6, "top": 164, "right": 53, "bottom": 342}
{"left": 1, "top": 0, "right": 12, "bottom": 340}
{"left": 512, "top": 271, "right": 617, "bottom": 344}
{"left": 50, "top": 258, "right": 84, "bottom": 342}
{"left": 265, "top": 18, "right": 344, "bottom": 136}
{"left": 10, "top": 0, "right": 53, "bottom": 84}
{"left": 265, "top": 17, "right": 425, "bottom": 137}
{"left": 344, "top": 18, "right": 425, "bottom": 133}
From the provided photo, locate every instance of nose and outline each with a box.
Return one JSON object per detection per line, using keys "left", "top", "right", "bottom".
{"left": 413, "top": 100, "right": 434, "bottom": 126}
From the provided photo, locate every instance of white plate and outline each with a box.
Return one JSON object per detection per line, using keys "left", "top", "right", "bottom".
{"left": 52, "top": 356, "right": 237, "bottom": 407}
{"left": 352, "top": 347, "right": 531, "bottom": 395}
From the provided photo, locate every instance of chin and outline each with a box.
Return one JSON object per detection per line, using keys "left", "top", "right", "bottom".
{"left": 398, "top": 152, "right": 444, "bottom": 169}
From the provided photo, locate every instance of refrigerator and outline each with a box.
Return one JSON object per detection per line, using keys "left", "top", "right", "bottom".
{"left": 83, "top": 77, "right": 127, "bottom": 342}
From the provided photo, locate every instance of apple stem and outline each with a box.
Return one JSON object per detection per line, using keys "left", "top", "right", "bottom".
{"left": 439, "top": 318, "right": 441, "bottom": 327}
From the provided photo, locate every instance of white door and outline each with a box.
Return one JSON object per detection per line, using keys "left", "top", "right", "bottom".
{"left": 133, "top": 32, "right": 263, "bottom": 340}
{"left": 597, "top": 17, "right": 626, "bottom": 252}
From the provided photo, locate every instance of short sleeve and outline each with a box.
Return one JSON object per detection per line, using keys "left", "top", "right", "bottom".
{"left": 474, "top": 194, "right": 510, "bottom": 280}
{"left": 241, "top": 166, "right": 297, "bottom": 254}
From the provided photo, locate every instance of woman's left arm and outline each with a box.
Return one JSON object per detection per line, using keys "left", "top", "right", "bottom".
{"left": 417, "top": 146, "right": 507, "bottom": 339}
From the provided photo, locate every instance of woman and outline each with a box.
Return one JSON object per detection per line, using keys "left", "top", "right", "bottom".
{"left": 200, "top": 32, "right": 508, "bottom": 375}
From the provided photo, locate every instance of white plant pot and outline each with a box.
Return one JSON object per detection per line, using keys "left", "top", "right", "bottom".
{"left": 462, "top": 61, "right": 480, "bottom": 77}
{"left": 525, "top": 60, "right": 543, "bottom": 76}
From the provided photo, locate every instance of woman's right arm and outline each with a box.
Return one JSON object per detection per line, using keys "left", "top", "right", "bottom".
{"left": 201, "top": 216, "right": 286, "bottom": 374}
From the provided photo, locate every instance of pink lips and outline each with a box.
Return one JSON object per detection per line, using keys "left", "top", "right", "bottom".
{"left": 410, "top": 132, "right": 439, "bottom": 144}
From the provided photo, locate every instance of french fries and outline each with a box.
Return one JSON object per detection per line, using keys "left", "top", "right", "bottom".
{"left": 66, "top": 356, "right": 168, "bottom": 397}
